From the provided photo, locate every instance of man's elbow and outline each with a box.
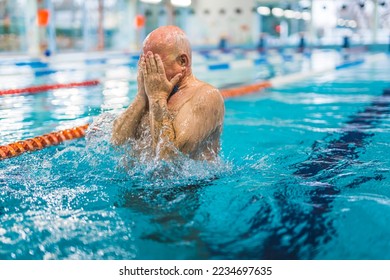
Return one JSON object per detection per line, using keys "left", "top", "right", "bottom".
{"left": 111, "top": 133, "right": 123, "bottom": 146}
{"left": 112, "top": 117, "right": 121, "bottom": 133}
{"left": 111, "top": 118, "right": 130, "bottom": 145}
{"left": 111, "top": 120, "right": 121, "bottom": 145}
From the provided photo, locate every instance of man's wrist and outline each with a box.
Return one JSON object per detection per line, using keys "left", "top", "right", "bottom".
{"left": 149, "top": 97, "right": 168, "bottom": 108}
{"left": 135, "top": 93, "right": 147, "bottom": 105}
{"left": 148, "top": 93, "right": 169, "bottom": 103}
{"left": 148, "top": 96, "right": 169, "bottom": 120}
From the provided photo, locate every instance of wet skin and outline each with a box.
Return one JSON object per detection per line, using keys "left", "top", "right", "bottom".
{"left": 111, "top": 26, "right": 224, "bottom": 161}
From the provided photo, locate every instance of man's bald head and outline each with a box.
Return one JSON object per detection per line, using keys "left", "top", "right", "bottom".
{"left": 142, "top": 26, "right": 192, "bottom": 66}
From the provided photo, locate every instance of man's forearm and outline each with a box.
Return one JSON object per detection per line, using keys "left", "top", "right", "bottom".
{"left": 111, "top": 95, "right": 147, "bottom": 145}
{"left": 149, "top": 98, "right": 176, "bottom": 158}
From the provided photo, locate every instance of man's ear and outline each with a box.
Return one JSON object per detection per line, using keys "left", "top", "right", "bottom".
{"left": 179, "top": 54, "right": 189, "bottom": 66}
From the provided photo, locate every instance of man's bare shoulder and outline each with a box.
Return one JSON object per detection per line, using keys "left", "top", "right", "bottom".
{"left": 174, "top": 80, "right": 224, "bottom": 120}
{"left": 191, "top": 82, "right": 224, "bottom": 108}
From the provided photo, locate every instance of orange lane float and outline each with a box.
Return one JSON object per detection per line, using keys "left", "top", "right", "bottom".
{"left": 0, "top": 80, "right": 100, "bottom": 96}
{"left": 220, "top": 81, "right": 271, "bottom": 98}
{"left": 0, "top": 124, "right": 89, "bottom": 160}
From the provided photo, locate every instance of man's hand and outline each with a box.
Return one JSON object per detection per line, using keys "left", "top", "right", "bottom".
{"left": 136, "top": 54, "right": 148, "bottom": 104}
{"left": 141, "top": 51, "right": 182, "bottom": 101}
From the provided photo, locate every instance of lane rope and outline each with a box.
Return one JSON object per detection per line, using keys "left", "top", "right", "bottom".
{"left": 220, "top": 81, "right": 271, "bottom": 98}
{"left": 0, "top": 80, "right": 100, "bottom": 96}
{"left": 0, "top": 124, "right": 89, "bottom": 160}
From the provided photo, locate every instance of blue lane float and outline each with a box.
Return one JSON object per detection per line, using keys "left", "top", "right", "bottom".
{"left": 335, "top": 59, "right": 365, "bottom": 70}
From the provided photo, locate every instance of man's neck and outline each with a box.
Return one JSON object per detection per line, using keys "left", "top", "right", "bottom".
{"left": 177, "top": 72, "right": 196, "bottom": 91}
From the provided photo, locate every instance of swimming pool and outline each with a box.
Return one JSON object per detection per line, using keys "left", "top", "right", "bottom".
{"left": 0, "top": 51, "right": 389, "bottom": 259}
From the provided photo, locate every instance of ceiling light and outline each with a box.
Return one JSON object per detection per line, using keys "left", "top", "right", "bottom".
{"left": 140, "top": 0, "right": 161, "bottom": 4}
{"left": 337, "top": 18, "right": 346, "bottom": 26}
{"left": 302, "top": 11, "right": 311, "bottom": 20}
{"left": 284, "top": 9, "right": 295, "bottom": 18}
{"left": 272, "top": 8, "right": 284, "bottom": 17}
{"left": 257, "top": 6, "right": 271, "bottom": 16}
{"left": 347, "top": 20, "right": 357, "bottom": 28}
{"left": 294, "top": 11, "right": 302, "bottom": 19}
{"left": 171, "top": 0, "right": 191, "bottom": 7}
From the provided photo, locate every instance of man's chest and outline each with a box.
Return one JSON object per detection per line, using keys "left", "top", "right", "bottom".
{"left": 167, "top": 90, "right": 194, "bottom": 117}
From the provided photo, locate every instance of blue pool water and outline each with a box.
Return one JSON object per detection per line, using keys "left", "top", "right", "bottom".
{"left": 0, "top": 51, "right": 389, "bottom": 259}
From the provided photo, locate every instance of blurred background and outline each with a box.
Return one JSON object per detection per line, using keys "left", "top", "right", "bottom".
{"left": 0, "top": 0, "right": 389, "bottom": 56}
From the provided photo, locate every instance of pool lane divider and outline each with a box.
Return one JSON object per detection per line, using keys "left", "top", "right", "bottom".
{"left": 0, "top": 124, "right": 89, "bottom": 160}
{"left": 0, "top": 53, "right": 386, "bottom": 160}
{"left": 3, "top": 56, "right": 267, "bottom": 78}
{"left": 219, "top": 53, "right": 385, "bottom": 97}
{"left": 0, "top": 52, "right": 268, "bottom": 96}
{"left": 1, "top": 52, "right": 379, "bottom": 97}
{"left": 0, "top": 80, "right": 100, "bottom": 96}
{"left": 220, "top": 81, "right": 272, "bottom": 98}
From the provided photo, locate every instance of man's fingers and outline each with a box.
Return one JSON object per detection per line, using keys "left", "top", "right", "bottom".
{"left": 148, "top": 53, "right": 158, "bottom": 73}
{"left": 145, "top": 52, "right": 153, "bottom": 74}
{"left": 138, "top": 55, "right": 144, "bottom": 76}
{"left": 138, "top": 54, "right": 143, "bottom": 67}
{"left": 155, "top": 54, "right": 166, "bottom": 75}
{"left": 139, "top": 65, "right": 144, "bottom": 78}
{"left": 170, "top": 73, "right": 182, "bottom": 86}
{"left": 140, "top": 56, "right": 147, "bottom": 75}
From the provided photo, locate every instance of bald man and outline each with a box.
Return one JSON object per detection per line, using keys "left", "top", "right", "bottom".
{"left": 111, "top": 26, "right": 225, "bottom": 161}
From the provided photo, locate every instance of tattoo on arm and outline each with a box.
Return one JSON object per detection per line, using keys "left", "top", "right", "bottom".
{"left": 149, "top": 98, "right": 176, "bottom": 159}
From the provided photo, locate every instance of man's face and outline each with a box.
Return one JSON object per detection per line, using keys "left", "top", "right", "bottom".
{"left": 142, "top": 45, "right": 182, "bottom": 81}
{"left": 158, "top": 52, "right": 182, "bottom": 81}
